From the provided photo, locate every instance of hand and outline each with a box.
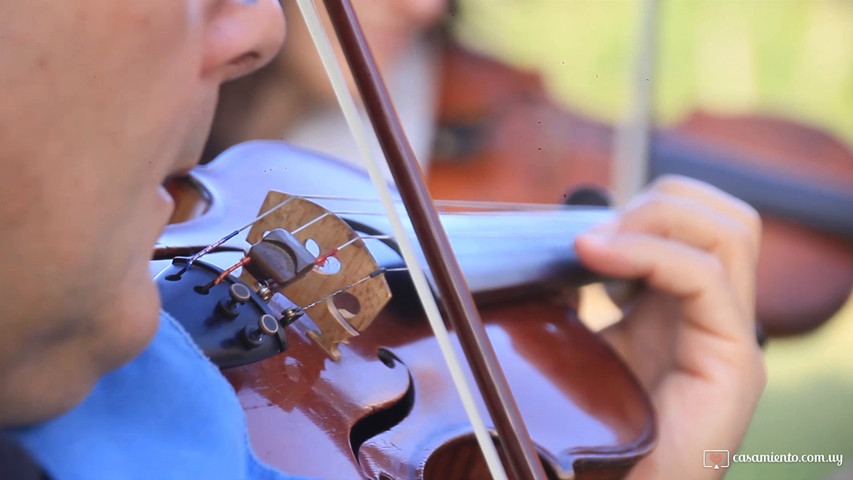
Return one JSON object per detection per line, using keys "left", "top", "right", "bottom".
{"left": 575, "top": 175, "right": 767, "bottom": 478}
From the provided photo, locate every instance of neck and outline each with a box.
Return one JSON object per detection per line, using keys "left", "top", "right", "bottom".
{"left": 342, "top": 206, "right": 612, "bottom": 303}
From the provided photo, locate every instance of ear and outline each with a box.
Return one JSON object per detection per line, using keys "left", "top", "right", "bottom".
{"left": 202, "top": 0, "right": 285, "bottom": 82}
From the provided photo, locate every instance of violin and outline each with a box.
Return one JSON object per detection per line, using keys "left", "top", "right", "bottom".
{"left": 429, "top": 42, "right": 853, "bottom": 336}
{"left": 157, "top": 2, "right": 659, "bottom": 478}
{"left": 159, "top": 143, "right": 654, "bottom": 479}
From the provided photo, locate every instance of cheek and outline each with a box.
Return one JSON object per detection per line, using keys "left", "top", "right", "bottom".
{"left": 175, "top": 89, "right": 221, "bottom": 163}
{"left": 0, "top": 1, "right": 213, "bottom": 396}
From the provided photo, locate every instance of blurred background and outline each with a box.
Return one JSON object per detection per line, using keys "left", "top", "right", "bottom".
{"left": 452, "top": 1, "right": 852, "bottom": 479}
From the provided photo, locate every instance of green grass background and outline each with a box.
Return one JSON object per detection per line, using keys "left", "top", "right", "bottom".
{"left": 455, "top": 2, "right": 853, "bottom": 478}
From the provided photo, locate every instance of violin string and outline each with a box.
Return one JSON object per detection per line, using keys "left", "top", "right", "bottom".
{"left": 291, "top": 210, "right": 397, "bottom": 232}
{"left": 297, "top": 193, "right": 573, "bottom": 212}
{"left": 291, "top": 212, "right": 331, "bottom": 234}
{"left": 276, "top": 266, "right": 408, "bottom": 327}
{"left": 279, "top": 196, "right": 609, "bottom": 246}
{"left": 284, "top": 205, "right": 607, "bottom": 239}
{"left": 318, "top": 209, "right": 602, "bottom": 219}
{"left": 175, "top": 196, "right": 297, "bottom": 276}
{"left": 296, "top": 2, "right": 508, "bottom": 478}
{"left": 355, "top": 221, "right": 601, "bottom": 240}
{"left": 287, "top": 195, "right": 610, "bottom": 239}
{"left": 313, "top": 234, "right": 393, "bottom": 268}
{"left": 151, "top": 245, "right": 246, "bottom": 261}
{"left": 437, "top": 199, "right": 570, "bottom": 211}
{"left": 207, "top": 235, "right": 394, "bottom": 296}
{"left": 160, "top": 198, "right": 592, "bottom": 280}
{"left": 433, "top": 230, "right": 582, "bottom": 238}
{"left": 313, "top": 236, "right": 359, "bottom": 267}
{"left": 242, "top": 196, "right": 299, "bottom": 230}
{"left": 207, "top": 256, "right": 252, "bottom": 289}
{"left": 295, "top": 266, "right": 406, "bottom": 313}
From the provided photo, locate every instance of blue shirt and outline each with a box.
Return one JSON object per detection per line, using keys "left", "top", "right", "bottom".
{"left": 8, "top": 312, "right": 307, "bottom": 480}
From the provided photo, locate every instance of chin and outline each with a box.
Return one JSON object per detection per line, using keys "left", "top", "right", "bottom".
{"left": 1, "top": 379, "right": 96, "bottom": 428}
{"left": 92, "top": 263, "right": 163, "bottom": 376}
{"left": 0, "top": 279, "right": 160, "bottom": 428}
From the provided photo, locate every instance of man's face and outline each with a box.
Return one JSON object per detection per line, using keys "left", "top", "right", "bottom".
{"left": 0, "top": 0, "right": 284, "bottom": 425}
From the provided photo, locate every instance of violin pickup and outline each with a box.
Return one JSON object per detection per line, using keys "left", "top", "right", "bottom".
{"left": 245, "top": 228, "right": 317, "bottom": 287}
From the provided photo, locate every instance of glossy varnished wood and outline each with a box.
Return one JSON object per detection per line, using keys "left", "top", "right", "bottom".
{"left": 159, "top": 143, "right": 655, "bottom": 479}
{"left": 226, "top": 297, "right": 654, "bottom": 479}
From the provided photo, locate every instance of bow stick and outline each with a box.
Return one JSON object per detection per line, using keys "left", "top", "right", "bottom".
{"left": 295, "top": 1, "right": 548, "bottom": 478}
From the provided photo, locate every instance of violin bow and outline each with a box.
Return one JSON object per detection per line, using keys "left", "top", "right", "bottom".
{"left": 295, "top": 1, "right": 548, "bottom": 478}
{"left": 612, "top": 0, "right": 659, "bottom": 205}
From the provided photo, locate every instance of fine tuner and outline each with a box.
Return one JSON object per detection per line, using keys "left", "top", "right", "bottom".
{"left": 156, "top": 190, "right": 393, "bottom": 368}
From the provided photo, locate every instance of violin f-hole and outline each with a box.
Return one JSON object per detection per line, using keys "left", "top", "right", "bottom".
{"left": 349, "top": 348, "right": 416, "bottom": 470}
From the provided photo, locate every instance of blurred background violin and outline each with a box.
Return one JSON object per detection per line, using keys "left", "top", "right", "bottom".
{"left": 428, "top": 42, "right": 853, "bottom": 338}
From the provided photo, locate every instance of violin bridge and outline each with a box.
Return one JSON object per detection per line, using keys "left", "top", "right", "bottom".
{"left": 240, "top": 191, "right": 391, "bottom": 360}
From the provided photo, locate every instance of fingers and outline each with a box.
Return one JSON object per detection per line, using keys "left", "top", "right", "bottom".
{"left": 576, "top": 175, "right": 762, "bottom": 342}
{"left": 576, "top": 232, "right": 751, "bottom": 341}
{"left": 580, "top": 176, "right": 767, "bottom": 480}
{"left": 645, "top": 175, "right": 762, "bottom": 254}
{"left": 615, "top": 190, "right": 758, "bottom": 313}
{"left": 584, "top": 175, "right": 761, "bottom": 314}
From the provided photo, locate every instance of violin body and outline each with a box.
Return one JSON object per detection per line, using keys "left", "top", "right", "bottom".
{"left": 228, "top": 298, "right": 654, "bottom": 479}
{"left": 159, "top": 142, "right": 655, "bottom": 479}
{"left": 429, "top": 43, "right": 853, "bottom": 336}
